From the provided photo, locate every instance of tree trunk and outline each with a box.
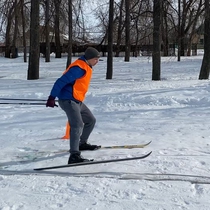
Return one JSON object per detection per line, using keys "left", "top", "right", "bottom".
{"left": 28, "top": 0, "right": 40, "bottom": 80}
{"left": 124, "top": 0, "right": 130, "bottom": 62}
{"left": 10, "top": 0, "right": 18, "bottom": 58}
{"left": 152, "top": 0, "right": 162, "bottom": 81}
{"left": 115, "top": 0, "right": 124, "bottom": 57}
{"left": 21, "top": 0, "right": 27, "bottom": 62}
{"left": 45, "top": 0, "right": 50, "bottom": 62}
{"left": 199, "top": 0, "right": 210, "bottom": 79}
{"left": 54, "top": 0, "right": 61, "bottom": 58}
{"left": 162, "top": 2, "right": 169, "bottom": 56}
{"left": 5, "top": 4, "right": 15, "bottom": 58}
{"left": 106, "top": 0, "right": 114, "bottom": 79}
{"left": 66, "top": 0, "right": 73, "bottom": 68}
{"left": 177, "top": 0, "right": 181, "bottom": 61}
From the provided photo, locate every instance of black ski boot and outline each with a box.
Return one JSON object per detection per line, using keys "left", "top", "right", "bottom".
{"left": 68, "top": 153, "right": 90, "bottom": 164}
{"left": 79, "top": 143, "right": 101, "bottom": 151}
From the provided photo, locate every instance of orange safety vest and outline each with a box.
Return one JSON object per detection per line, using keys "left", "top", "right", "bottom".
{"left": 61, "top": 59, "right": 92, "bottom": 140}
{"left": 63, "top": 59, "right": 92, "bottom": 102}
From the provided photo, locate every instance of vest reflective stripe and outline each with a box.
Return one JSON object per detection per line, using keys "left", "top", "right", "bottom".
{"left": 63, "top": 59, "right": 92, "bottom": 101}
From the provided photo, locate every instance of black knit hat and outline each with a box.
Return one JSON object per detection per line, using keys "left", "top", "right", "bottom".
{"left": 84, "top": 47, "right": 100, "bottom": 60}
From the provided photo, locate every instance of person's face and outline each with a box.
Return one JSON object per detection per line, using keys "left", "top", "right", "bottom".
{"left": 87, "top": 57, "right": 99, "bottom": 66}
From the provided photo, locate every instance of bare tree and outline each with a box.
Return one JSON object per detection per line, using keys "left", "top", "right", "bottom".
{"left": 0, "top": 0, "right": 206, "bottom": 64}
{"left": 106, "top": 0, "right": 114, "bottom": 79}
{"left": 129, "top": 0, "right": 153, "bottom": 56}
{"left": 199, "top": 0, "right": 210, "bottom": 79}
{"left": 161, "top": 1, "right": 170, "bottom": 56}
{"left": 186, "top": 0, "right": 204, "bottom": 56}
{"left": 11, "top": 0, "right": 19, "bottom": 58}
{"left": 21, "top": 0, "right": 27, "bottom": 62}
{"left": 4, "top": 2, "right": 16, "bottom": 58}
{"left": 115, "top": 0, "right": 125, "bottom": 57}
{"left": 178, "top": 0, "right": 181, "bottom": 61}
{"left": 152, "top": 0, "right": 162, "bottom": 81}
{"left": 45, "top": 0, "right": 50, "bottom": 62}
{"left": 124, "top": 0, "right": 130, "bottom": 61}
{"left": 28, "top": 0, "right": 40, "bottom": 80}
{"left": 179, "top": 0, "right": 204, "bottom": 56}
{"left": 53, "top": 0, "right": 62, "bottom": 58}
{"left": 66, "top": 0, "right": 73, "bottom": 67}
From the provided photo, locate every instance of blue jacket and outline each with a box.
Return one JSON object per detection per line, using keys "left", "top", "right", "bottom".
{"left": 50, "top": 56, "right": 88, "bottom": 101}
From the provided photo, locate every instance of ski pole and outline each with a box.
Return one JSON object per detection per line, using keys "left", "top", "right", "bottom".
{"left": 0, "top": 102, "right": 47, "bottom": 105}
{"left": 0, "top": 97, "right": 47, "bottom": 102}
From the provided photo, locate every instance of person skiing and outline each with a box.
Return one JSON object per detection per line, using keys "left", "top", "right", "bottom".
{"left": 46, "top": 47, "right": 100, "bottom": 164}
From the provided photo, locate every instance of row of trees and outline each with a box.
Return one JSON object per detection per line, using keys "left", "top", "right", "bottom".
{"left": 0, "top": 0, "right": 210, "bottom": 80}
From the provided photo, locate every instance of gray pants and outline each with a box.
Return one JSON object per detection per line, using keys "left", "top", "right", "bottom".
{"left": 58, "top": 100, "right": 96, "bottom": 155}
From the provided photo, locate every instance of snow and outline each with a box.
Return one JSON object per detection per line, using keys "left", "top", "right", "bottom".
{"left": 0, "top": 53, "right": 210, "bottom": 210}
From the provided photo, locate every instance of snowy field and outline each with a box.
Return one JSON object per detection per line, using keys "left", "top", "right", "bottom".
{"left": 0, "top": 53, "right": 210, "bottom": 210}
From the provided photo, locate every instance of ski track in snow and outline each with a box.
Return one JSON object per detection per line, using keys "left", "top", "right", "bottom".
{"left": 1, "top": 55, "right": 210, "bottom": 210}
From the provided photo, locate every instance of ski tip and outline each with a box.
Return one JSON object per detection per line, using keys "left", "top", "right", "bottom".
{"left": 148, "top": 151, "right": 152, "bottom": 155}
{"left": 147, "top": 140, "right": 152, "bottom": 145}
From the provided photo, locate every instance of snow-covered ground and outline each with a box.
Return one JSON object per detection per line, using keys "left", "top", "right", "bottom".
{"left": 0, "top": 53, "right": 210, "bottom": 210}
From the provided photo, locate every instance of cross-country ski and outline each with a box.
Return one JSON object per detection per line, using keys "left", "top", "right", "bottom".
{"left": 34, "top": 151, "right": 152, "bottom": 171}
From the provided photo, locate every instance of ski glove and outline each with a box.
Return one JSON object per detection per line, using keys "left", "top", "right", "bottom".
{"left": 46, "top": 96, "right": 58, "bottom": 108}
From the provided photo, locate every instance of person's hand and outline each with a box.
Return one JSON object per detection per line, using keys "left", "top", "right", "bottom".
{"left": 46, "top": 96, "right": 58, "bottom": 108}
